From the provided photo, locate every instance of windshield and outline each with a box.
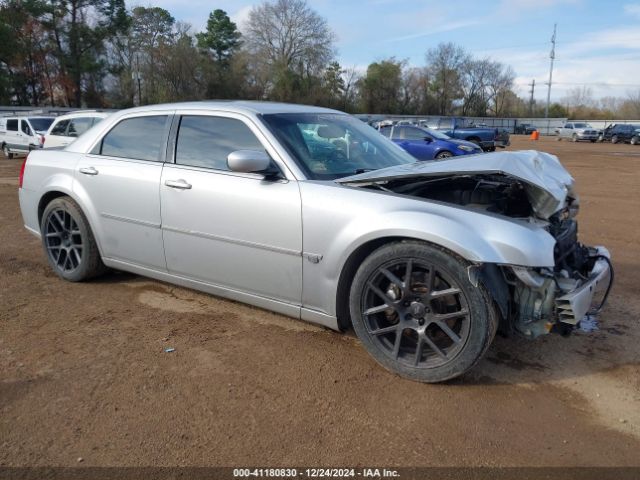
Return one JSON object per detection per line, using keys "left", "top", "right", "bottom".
{"left": 28, "top": 117, "right": 55, "bottom": 131}
{"left": 261, "top": 113, "right": 416, "bottom": 180}
{"left": 573, "top": 123, "right": 591, "bottom": 128}
{"left": 423, "top": 128, "right": 451, "bottom": 140}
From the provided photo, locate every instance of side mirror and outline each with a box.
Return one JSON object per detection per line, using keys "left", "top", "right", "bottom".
{"left": 227, "top": 150, "right": 280, "bottom": 177}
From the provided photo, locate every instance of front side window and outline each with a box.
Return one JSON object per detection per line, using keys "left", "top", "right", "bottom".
{"left": 68, "top": 117, "right": 94, "bottom": 137}
{"left": 21, "top": 120, "right": 32, "bottom": 136}
{"left": 401, "top": 127, "right": 428, "bottom": 140}
{"left": 175, "top": 116, "right": 265, "bottom": 171}
{"left": 50, "top": 120, "right": 70, "bottom": 136}
{"left": 261, "top": 113, "right": 415, "bottom": 180}
{"left": 98, "top": 115, "right": 168, "bottom": 162}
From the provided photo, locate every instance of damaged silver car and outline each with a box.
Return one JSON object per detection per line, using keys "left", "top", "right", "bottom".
{"left": 18, "top": 102, "right": 612, "bottom": 382}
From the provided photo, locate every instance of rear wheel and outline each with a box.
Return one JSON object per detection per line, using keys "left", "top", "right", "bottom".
{"left": 2, "top": 144, "right": 13, "bottom": 159}
{"left": 435, "top": 150, "right": 453, "bottom": 159}
{"left": 631, "top": 136, "right": 639, "bottom": 145}
{"left": 349, "top": 241, "right": 498, "bottom": 383}
{"left": 40, "top": 196, "right": 106, "bottom": 282}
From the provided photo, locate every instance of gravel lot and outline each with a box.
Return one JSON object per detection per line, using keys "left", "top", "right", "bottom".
{"left": 1, "top": 136, "right": 639, "bottom": 467}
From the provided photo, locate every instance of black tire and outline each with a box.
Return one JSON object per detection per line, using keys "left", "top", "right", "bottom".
{"left": 590, "top": 139, "right": 596, "bottom": 143}
{"left": 349, "top": 241, "right": 498, "bottom": 383}
{"left": 40, "top": 196, "right": 106, "bottom": 282}
{"left": 2, "top": 144, "right": 13, "bottom": 159}
{"left": 435, "top": 150, "right": 453, "bottom": 159}
{"left": 631, "top": 136, "right": 638, "bottom": 145}
{"left": 611, "top": 135, "right": 619, "bottom": 144}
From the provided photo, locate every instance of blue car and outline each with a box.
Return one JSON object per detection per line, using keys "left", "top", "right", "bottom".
{"left": 379, "top": 125, "right": 483, "bottom": 160}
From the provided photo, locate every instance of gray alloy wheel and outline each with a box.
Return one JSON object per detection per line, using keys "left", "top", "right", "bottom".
{"left": 40, "top": 196, "right": 106, "bottom": 282}
{"left": 611, "top": 135, "right": 619, "bottom": 144}
{"left": 2, "top": 144, "right": 13, "bottom": 159}
{"left": 435, "top": 151, "right": 453, "bottom": 159}
{"left": 349, "top": 241, "right": 498, "bottom": 383}
{"left": 631, "top": 136, "right": 638, "bottom": 145}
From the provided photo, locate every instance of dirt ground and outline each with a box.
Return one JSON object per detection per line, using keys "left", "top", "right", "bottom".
{"left": 1, "top": 136, "right": 639, "bottom": 468}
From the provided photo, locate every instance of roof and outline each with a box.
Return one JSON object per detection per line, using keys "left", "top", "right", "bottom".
{"left": 118, "top": 100, "right": 341, "bottom": 116}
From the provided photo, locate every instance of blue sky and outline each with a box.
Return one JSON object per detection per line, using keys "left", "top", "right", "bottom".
{"left": 133, "top": 0, "right": 640, "bottom": 102}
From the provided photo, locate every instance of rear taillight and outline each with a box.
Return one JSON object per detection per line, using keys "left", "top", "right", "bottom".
{"left": 40, "top": 135, "right": 45, "bottom": 147}
{"left": 19, "top": 155, "right": 28, "bottom": 189}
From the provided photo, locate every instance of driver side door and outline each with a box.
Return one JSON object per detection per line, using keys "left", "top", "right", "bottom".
{"left": 160, "top": 112, "right": 303, "bottom": 307}
{"left": 395, "top": 127, "right": 437, "bottom": 160}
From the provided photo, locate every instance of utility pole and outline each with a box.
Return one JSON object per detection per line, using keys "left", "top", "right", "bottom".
{"left": 544, "top": 23, "right": 557, "bottom": 118}
{"left": 528, "top": 79, "right": 536, "bottom": 116}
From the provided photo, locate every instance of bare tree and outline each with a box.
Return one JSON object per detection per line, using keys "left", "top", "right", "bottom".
{"left": 244, "top": 0, "right": 335, "bottom": 100}
{"left": 426, "top": 43, "right": 469, "bottom": 115}
{"left": 487, "top": 64, "right": 515, "bottom": 116}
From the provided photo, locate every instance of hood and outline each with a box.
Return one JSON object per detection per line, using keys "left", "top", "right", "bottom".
{"left": 337, "top": 150, "right": 575, "bottom": 219}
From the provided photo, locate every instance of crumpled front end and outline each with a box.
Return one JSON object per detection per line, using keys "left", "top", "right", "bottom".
{"left": 338, "top": 150, "right": 613, "bottom": 338}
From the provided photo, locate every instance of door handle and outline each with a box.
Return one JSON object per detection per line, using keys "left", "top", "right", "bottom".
{"left": 79, "top": 167, "right": 99, "bottom": 176}
{"left": 164, "top": 179, "right": 192, "bottom": 190}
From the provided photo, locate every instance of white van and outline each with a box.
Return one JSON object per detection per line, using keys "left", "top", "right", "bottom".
{"left": 43, "top": 111, "right": 110, "bottom": 149}
{"left": 0, "top": 116, "right": 55, "bottom": 158}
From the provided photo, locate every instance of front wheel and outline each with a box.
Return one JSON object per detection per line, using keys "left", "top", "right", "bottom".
{"left": 2, "top": 144, "right": 13, "bottom": 159}
{"left": 572, "top": 134, "right": 578, "bottom": 142}
{"left": 349, "top": 241, "right": 498, "bottom": 383}
{"left": 631, "top": 136, "right": 639, "bottom": 145}
{"left": 611, "top": 135, "right": 619, "bottom": 144}
{"left": 435, "top": 151, "right": 453, "bottom": 159}
{"left": 40, "top": 196, "right": 106, "bottom": 282}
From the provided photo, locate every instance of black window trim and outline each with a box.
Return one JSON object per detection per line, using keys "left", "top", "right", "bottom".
{"left": 90, "top": 113, "right": 174, "bottom": 163}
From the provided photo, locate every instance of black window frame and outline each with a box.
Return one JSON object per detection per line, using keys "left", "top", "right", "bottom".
{"left": 91, "top": 114, "right": 172, "bottom": 163}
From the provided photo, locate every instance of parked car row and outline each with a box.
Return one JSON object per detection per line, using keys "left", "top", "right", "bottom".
{"left": 371, "top": 118, "right": 510, "bottom": 152}
{"left": 555, "top": 122, "right": 640, "bottom": 144}
{"left": 1, "top": 111, "right": 110, "bottom": 158}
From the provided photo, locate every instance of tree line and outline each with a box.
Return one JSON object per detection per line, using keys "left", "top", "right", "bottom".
{"left": 1, "top": 0, "right": 639, "bottom": 119}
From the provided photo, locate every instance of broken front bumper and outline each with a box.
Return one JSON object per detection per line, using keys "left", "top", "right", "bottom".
{"left": 555, "top": 246, "right": 612, "bottom": 325}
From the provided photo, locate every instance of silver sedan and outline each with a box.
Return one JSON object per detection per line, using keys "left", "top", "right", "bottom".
{"left": 18, "top": 102, "right": 612, "bottom": 382}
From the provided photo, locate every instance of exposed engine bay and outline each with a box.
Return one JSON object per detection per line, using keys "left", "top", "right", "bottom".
{"left": 340, "top": 152, "right": 613, "bottom": 339}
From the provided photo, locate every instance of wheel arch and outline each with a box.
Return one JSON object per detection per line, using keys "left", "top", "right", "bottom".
{"left": 37, "top": 187, "right": 105, "bottom": 257}
{"left": 334, "top": 236, "right": 510, "bottom": 333}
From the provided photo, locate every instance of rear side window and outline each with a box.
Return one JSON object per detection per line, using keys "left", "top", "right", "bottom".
{"left": 50, "top": 120, "right": 70, "bottom": 136}
{"left": 68, "top": 117, "right": 94, "bottom": 137}
{"left": 6, "top": 119, "right": 18, "bottom": 131}
{"left": 175, "top": 116, "right": 264, "bottom": 171}
{"left": 97, "top": 116, "right": 168, "bottom": 162}
{"left": 21, "top": 120, "right": 32, "bottom": 136}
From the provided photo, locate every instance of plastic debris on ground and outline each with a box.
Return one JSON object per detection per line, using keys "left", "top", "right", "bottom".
{"left": 164, "top": 347, "right": 176, "bottom": 353}
{"left": 579, "top": 314, "right": 599, "bottom": 333}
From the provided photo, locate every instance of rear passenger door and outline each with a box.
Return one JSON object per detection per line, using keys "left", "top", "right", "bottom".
{"left": 160, "top": 112, "right": 303, "bottom": 305}
{"left": 74, "top": 112, "right": 172, "bottom": 270}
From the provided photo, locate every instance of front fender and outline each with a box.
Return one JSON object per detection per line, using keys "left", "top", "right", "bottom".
{"left": 300, "top": 181, "right": 556, "bottom": 318}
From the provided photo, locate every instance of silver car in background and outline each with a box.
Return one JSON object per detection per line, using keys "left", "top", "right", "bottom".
{"left": 556, "top": 122, "right": 599, "bottom": 142}
{"left": 18, "top": 102, "right": 612, "bottom": 382}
